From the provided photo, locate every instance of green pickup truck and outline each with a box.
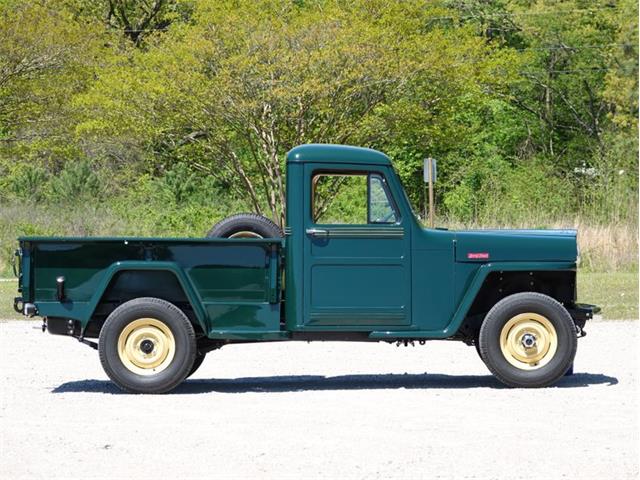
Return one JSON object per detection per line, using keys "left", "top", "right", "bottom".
{"left": 13, "top": 144, "right": 598, "bottom": 393}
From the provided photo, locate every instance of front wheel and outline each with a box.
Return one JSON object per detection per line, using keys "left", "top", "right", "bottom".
{"left": 99, "top": 297, "right": 196, "bottom": 394}
{"left": 478, "top": 292, "right": 577, "bottom": 388}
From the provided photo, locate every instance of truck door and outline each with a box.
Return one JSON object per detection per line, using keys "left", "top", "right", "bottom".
{"left": 302, "top": 164, "right": 411, "bottom": 328}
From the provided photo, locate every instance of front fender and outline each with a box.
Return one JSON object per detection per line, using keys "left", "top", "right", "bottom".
{"left": 447, "top": 261, "right": 577, "bottom": 337}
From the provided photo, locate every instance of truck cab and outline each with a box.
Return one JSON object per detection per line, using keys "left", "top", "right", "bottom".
{"left": 14, "top": 144, "right": 599, "bottom": 393}
{"left": 286, "top": 144, "right": 418, "bottom": 331}
{"left": 284, "top": 144, "right": 585, "bottom": 338}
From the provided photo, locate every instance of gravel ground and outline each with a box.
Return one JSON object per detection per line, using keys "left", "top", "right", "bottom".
{"left": 1, "top": 319, "right": 638, "bottom": 480}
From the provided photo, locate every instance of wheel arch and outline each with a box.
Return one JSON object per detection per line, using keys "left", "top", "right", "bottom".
{"left": 81, "top": 262, "right": 207, "bottom": 338}
{"left": 451, "top": 262, "right": 576, "bottom": 342}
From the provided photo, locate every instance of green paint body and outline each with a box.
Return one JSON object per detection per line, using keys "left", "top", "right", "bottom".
{"left": 17, "top": 144, "right": 579, "bottom": 341}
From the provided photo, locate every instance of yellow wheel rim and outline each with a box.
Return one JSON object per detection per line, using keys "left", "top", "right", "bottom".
{"left": 228, "top": 231, "right": 263, "bottom": 238}
{"left": 117, "top": 318, "right": 176, "bottom": 376}
{"left": 499, "top": 313, "right": 557, "bottom": 370}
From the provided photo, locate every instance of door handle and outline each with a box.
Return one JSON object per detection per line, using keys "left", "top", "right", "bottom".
{"left": 305, "top": 228, "right": 329, "bottom": 237}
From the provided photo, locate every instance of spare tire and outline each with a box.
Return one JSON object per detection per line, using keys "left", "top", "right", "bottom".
{"left": 207, "top": 213, "right": 283, "bottom": 239}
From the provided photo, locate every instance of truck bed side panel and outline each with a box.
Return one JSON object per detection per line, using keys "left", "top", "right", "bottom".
{"left": 21, "top": 238, "right": 282, "bottom": 337}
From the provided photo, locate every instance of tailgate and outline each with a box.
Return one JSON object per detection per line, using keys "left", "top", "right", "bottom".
{"left": 13, "top": 241, "right": 33, "bottom": 315}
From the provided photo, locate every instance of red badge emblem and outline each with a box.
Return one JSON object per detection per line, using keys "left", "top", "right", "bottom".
{"left": 467, "top": 252, "right": 489, "bottom": 259}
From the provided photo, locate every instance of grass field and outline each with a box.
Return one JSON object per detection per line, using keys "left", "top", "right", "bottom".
{"left": 0, "top": 280, "right": 19, "bottom": 320}
{"left": 577, "top": 272, "right": 639, "bottom": 320}
{"left": 1, "top": 272, "right": 637, "bottom": 321}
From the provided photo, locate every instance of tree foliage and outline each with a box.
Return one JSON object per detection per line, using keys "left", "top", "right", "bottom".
{"left": 0, "top": 0, "right": 637, "bottom": 229}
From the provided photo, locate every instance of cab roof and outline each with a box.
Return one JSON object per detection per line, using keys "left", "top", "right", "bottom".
{"left": 286, "top": 144, "right": 391, "bottom": 166}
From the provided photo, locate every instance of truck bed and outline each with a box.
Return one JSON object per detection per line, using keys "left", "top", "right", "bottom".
{"left": 16, "top": 236, "right": 283, "bottom": 338}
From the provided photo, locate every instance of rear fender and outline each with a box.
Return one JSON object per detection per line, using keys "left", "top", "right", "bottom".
{"left": 36, "top": 261, "right": 207, "bottom": 333}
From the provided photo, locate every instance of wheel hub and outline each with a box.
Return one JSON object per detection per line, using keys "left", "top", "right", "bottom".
{"left": 140, "top": 339, "right": 155, "bottom": 354}
{"left": 499, "top": 313, "right": 558, "bottom": 370}
{"left": 521, "top": 333, "right": 537, "bottom": 349}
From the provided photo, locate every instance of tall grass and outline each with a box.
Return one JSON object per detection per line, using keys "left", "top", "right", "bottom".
{"left": 0, "top": 199, "right": 243, "bottom": 276}
{"left": 2, "top": 199, "right": 637, "bottom": 276}
{"left": 572, "top": 222, "right": 638, "bottom": 272}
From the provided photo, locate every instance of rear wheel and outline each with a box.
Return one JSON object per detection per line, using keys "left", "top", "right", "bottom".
{"left": 207, "top": 213, "right": 282, "bottom": 239}
{"left": 99, "top": 297, "right": 196, "bottom": 394}
{"left": 478, "top": 292, "right": 577, "bottom": 388}
{"left": 187, "top": 352, "right": 206, "bottom": 378}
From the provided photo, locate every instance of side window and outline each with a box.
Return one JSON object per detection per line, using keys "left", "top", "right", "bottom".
{"left": 313, "top": 173, "right": 367, "bottom": 224}
{"left": 312, "top": 172, "right": 398, "bottom": 225}
{"left": 368, "top": 174, "right": 398, "bottom": 224}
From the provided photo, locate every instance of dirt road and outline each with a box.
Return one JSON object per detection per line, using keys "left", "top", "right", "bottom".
{"left": 1, "top": 320, "right": 638, "bottom": 479}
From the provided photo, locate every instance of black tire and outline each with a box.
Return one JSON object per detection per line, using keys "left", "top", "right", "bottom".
{"left": 187, "top": 352, "right": 206, "bottom": 378}
{"left": 478, "top": 292, "right": 577, "bottom": 388}
{"left": 207, "top": 213, "right": 283, "bottom": 239}
{"left": 98, "top": 297, "right": 196, "bottom": 394}
{"left": 474, "top": 339, "right": 482, "bottom": 360}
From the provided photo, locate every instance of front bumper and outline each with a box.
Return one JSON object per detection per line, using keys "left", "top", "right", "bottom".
{"left": 568, "top": 303, "right": 601, "bottom": 331}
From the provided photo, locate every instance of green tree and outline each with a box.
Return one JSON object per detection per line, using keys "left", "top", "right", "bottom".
{"left": 0, "top": 0, "right": 636, "bottom": 236}
{"left": 63, "top": 0, "right": 194, "bottom": 45}
{"left": 0, "top": 1, "right": 107, "bottom": 192}
{"left": 76, "top": 0, "right": 520, "bottom": 225}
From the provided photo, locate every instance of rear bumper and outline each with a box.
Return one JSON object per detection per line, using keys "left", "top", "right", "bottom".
{"left": 13, "top": 296, "right": 23, "bottom": 314}
{"left": 13, "top": 297, "right": 36, "bottom": 316}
